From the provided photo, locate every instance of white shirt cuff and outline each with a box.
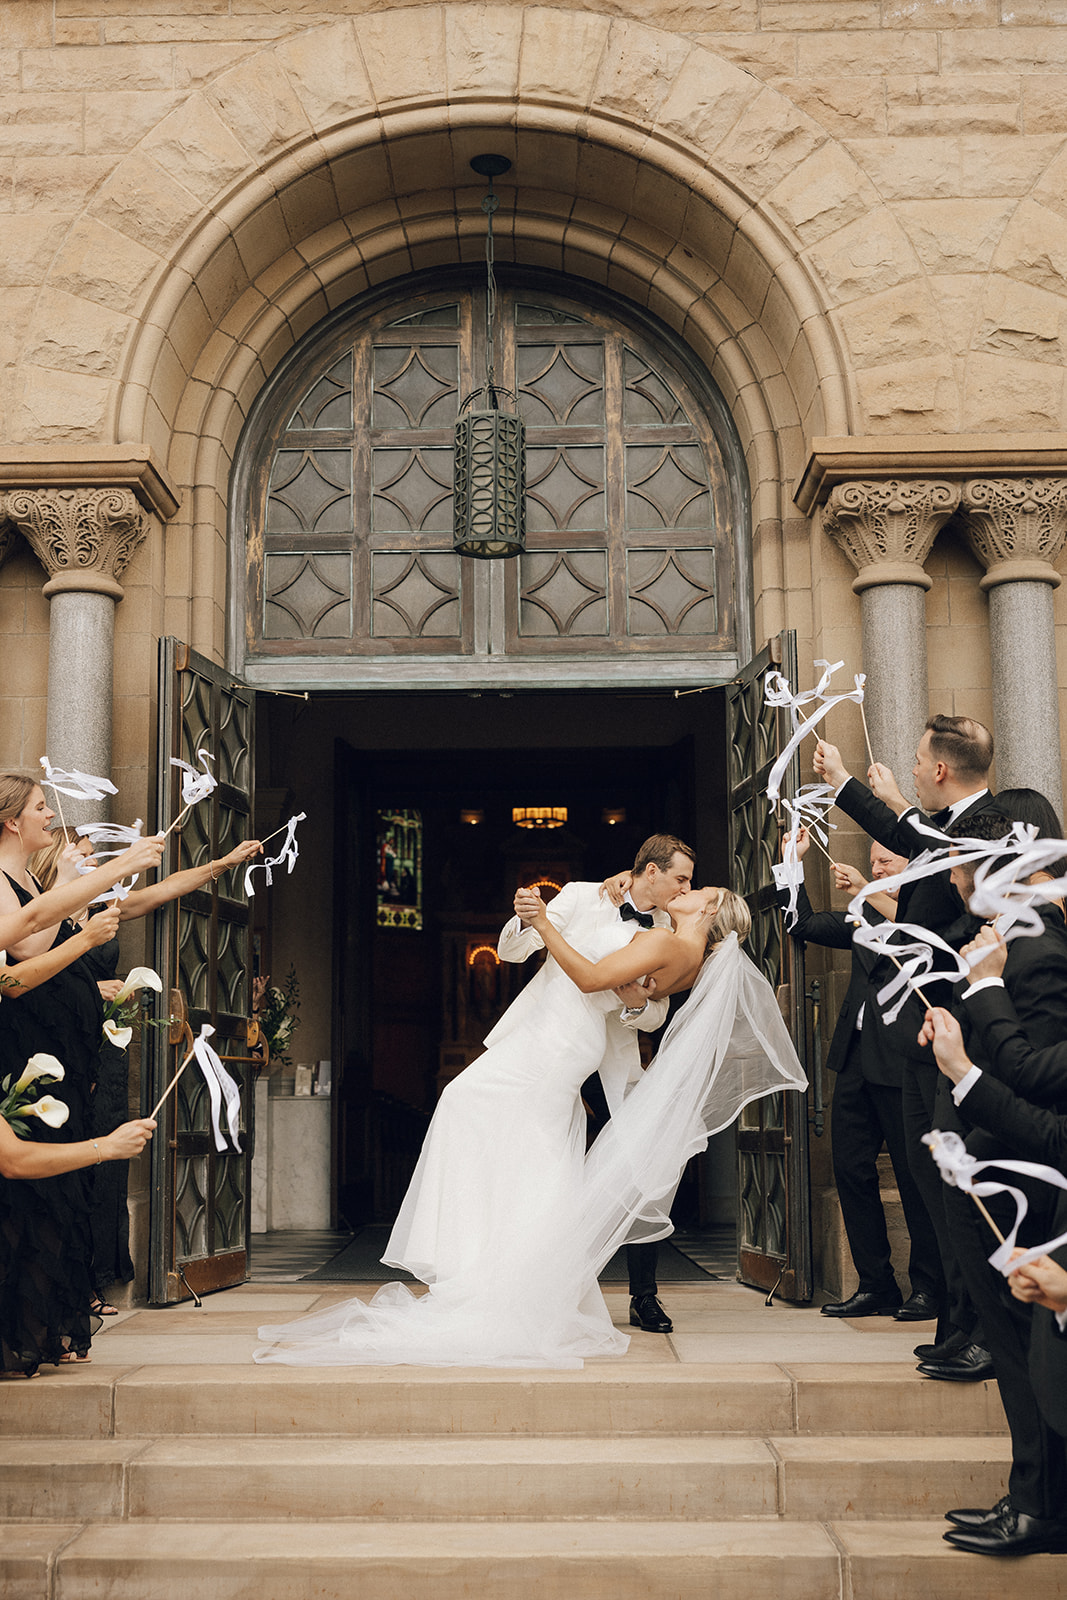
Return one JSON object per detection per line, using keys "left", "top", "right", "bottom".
{"left": 962, "top": 976, "right": 1005, "bottom": 998}
{"left": 773, "top": 862, "right": 794, "bottom": 890}
{"left": 952, "top": 1064, "right": 983, "bottom": 1104}
{"left": 1057, "top": 1310, "right": 1067, "bottom": 1334}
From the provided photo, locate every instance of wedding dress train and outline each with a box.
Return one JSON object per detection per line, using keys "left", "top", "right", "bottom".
{"left": 255, "top": 932, "right": 806, "bottom": 1369}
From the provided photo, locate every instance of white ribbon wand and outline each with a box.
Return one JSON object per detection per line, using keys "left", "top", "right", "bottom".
{"left": 924, "top": 1131, "right": 1008, "bottom": 1252}
{"left": 75, "top": 819, "right": 149, "bottom": 905}
{"left": 149, "top": 1023, "right": 242, "bottom": 1153}
{"left": 844, "top": 825, "right": 1059, "bottom": 1022}
{"left": 166, "top": 749, "right": 217, "bottom": 837}
{"left": 764, "top": 661, "right": 866, "bottom": 804}
{"left": 244, "top": 812, "right": 306, "bottom": 897}
{"left": 39, "top": 757, "right": 118, "bottom": 837}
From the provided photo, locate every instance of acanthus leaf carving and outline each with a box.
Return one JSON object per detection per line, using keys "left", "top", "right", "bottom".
{"left": 4, "top": 487, "right": 148, "bottom": 598}
{"left": 961, "top": 478, "right": 1067, "bottom": 587}
{"left": 822, "top": 479, "right": 960, "bottom": 592}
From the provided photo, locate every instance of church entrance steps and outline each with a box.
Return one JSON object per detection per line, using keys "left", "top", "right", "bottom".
{"left": 4, "top": 1518, "right": 1066, "bottom": 1600}
{"left": 0, "top": 1361, "right": 1009, "bottom": 1440}
{"left": 0, "top": 1434, "right": 1013, "bottom": 1524}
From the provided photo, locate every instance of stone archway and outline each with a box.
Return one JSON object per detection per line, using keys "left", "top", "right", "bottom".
{"left": 13, "top": 11, "right": 916, "bottom": 665}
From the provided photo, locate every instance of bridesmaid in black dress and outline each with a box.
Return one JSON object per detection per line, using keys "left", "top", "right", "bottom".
{"left": 0, "top": 783, "right": 165, "bottom": 1374}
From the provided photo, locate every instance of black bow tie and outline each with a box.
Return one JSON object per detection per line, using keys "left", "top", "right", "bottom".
{"left": 620, "top": 903, "right": 654, "bottom": 929}
{"left": 930, "top": 807, "right": 951, "bottom": 828}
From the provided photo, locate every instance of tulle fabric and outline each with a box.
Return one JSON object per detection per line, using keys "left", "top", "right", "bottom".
{"left": 255, "top": 934, "right": 805, "bottom": 1369}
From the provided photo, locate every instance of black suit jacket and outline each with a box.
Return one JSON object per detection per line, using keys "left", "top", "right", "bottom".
{"left": 780, "top": 882, "right": 901, "bottom": 1086}
{"left": 962, "top": 983, "right": 1067, "bottom": 1115}
{"left": 834, "top": 781, "right": 1001, "bottom": 1065}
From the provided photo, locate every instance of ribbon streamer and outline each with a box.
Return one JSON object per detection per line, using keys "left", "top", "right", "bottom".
{"left": 171, "top": 749, "right": 217, "bottom": 808}
{"left": 193, "top": 1025, "right": 243, "bottom": 1154}
{"left": 925, "top": 1130, "right": 1067, "bottom": 1276}
{"left": 39, "top": 757, "right": 118, "bottom": 803}
{"left": 149, "top": 1023, "right": 242, "bottom": 1153}
{"left": 244, "top": 812, "right": 306, "bottom": 896}
{"left": 71, "top": 820, "right": 148, "bottom": 905}
{"left": 842, "top": 823, "right": 1065, "bottom": 1022}
{"left": 764, "top": 660, "right": 866, "bottom": 804}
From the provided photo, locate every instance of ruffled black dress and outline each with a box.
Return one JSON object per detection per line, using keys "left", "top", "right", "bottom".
{"left": 82, "top": 937, "right": 135, "bottom": 1293}
{"left": 0, "top": 876, "right": 103, "bottom": 1373}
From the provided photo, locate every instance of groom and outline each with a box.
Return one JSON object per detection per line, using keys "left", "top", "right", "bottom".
{"left": 498, "top": 832, "right": 696, "bottom": 1334}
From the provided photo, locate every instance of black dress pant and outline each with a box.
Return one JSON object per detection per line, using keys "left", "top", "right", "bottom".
{"left": 901, "top": 1061, "right": 978, "bottom": 1344}
{"left": 581, "top": 1071, "right": 658, "bottom": 1298}
{"left": 831, "top": 1043, "right": 943, "bottom": 1301}
{"left": 944, "top": 1138, "right": 1067, "bottom": 1519}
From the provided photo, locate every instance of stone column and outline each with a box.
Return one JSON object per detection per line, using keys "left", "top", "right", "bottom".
{"left": 822, "top": 480, "right": 960, "bottom": 792}
{"left": 1, "top": 487, "right": 149, "bottom": 826}
{"left": 961, "top": 477, "right": 1067, "bottom": 817}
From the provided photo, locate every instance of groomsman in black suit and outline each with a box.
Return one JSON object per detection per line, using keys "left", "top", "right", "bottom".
{"left": 777, "top": 828, "right": 943, "bottom": 1320}
{"left": 923, "top": 996, "right": 1067, "bottom": 1556}
{"left": 814, "top": 715, "right": 1000, "bottom": 1372}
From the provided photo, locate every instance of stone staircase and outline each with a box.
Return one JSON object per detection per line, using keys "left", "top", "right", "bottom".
{"left": 1, "top": 1360, "right": 1063, "bottom": 1597}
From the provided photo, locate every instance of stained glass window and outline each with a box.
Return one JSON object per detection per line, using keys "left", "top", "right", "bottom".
{"left": 377, "top": 808, "right": 423, "bottom": 930}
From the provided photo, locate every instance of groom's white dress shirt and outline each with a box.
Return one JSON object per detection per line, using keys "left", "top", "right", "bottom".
{"left": 496, "top": 880, "right": 671, "bottom": 1116}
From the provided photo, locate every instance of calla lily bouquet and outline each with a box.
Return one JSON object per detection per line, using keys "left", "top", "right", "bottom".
{"left": 0, "top": 1054, "right": 69, "bottom": 1139}
{"left": 102, "top": 966, "right": 165, "bottom": 1049}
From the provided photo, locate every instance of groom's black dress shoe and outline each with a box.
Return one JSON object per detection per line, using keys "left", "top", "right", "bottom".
{"left": 893, "top": 1290, "right": 939, "bottom": 1322}
{"left": 916, "top": 1343, "right": 994, "bottom": 1382}
{"left": 946, "top": 1495, "right": 1011, "bottom": 1530}
{"left": 820, "top": 1289, "right": 902, "bottom": 1318}
{"left": 943, "top": 1508, "right": 1067, "bottom": 1556}
{"left": 629, "top": 1295, "right": 672, "bottom": 1333}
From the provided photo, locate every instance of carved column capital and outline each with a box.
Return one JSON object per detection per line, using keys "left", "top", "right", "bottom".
{"left": 822, "top": 480, "right": 960, "bottom": 595}
{"left": 3, "top": 486, "right": 148, "bottom": 600}
{"left": 961, "top": 477, "right": 1067, "bottom": 591}
{"left": 0, "top": 497, "right": 17, "bottom": 571}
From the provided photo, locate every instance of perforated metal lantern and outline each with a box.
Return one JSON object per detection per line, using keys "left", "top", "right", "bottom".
{"left": 452, "top": 401, "right": 526, "bottom": 559}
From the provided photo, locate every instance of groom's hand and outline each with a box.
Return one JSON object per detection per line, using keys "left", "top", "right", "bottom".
{"left": 615, "top": 978, "right": 656, "bottom": 1008}
{"left": 514, "top": 886, "right": 544, "bottom": 926}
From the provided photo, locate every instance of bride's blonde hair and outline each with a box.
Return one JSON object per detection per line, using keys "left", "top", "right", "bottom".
{"left": 704, "top": 889, "right": 751, "bottom": 955}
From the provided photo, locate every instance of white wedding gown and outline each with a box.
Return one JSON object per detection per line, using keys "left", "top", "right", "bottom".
{"left": 255, "top": 932, "right": 806, "bottom": 1369}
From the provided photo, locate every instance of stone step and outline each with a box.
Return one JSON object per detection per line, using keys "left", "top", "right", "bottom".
{"left": 0, "top": 1435, "right": 1011, "bottom": 1523}
{"left": 0, "top": 1362, "right": 1008, "bottom": 1439}
{"left": 4, "top": 1519, "right": 1064, "bottom": 1600}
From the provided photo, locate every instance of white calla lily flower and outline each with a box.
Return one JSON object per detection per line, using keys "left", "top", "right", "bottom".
{"left": 26, "top": 1094, "right": 69, "bottom": 1128}
{"left": 11, "top": 1053, "right": 65, "bottom": 1095}
{"left": 103, "top": 1019, "right": 134, "bottom": 1049}
{"left": 111, "top": 966, "right": 164, "bottom": 1005}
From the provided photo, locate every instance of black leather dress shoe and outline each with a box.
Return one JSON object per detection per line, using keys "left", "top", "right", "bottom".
{"left": 944, "top": 1507, "right": 1067, "bottom": 1556}
{"left": 893, "top": 1291, "right": 939, "bottom": 1322}
{"left": 914, "top": 1328, "right": 969, "bottom": 1362}
{"left": 820, "top": 1289, "right": 902, "bottom": 1318}
{"left": 629, "top": 1294, "right": 672, "bottom": 1333}
{"left": 946, "top": 1495, "right": 1010, "bottom": 1530}
{"left": 916, "top": 1343, "right": 994, "bottom": 1382}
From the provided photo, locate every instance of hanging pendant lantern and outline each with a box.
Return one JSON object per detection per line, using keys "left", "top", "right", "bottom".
{"left": 453, "top": 155, "right": 526, "bottom": 560}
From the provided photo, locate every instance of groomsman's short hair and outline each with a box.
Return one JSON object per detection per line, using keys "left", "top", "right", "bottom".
{"left": 633, "top": 833, "right": 695, "bottom": 876}
{"left": 925, "top": 713, "right": 994, "bottom": 780}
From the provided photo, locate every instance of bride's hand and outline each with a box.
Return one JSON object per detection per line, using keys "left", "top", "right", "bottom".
{"left": 599, "top": 871, "right": 632, "bottom": 907}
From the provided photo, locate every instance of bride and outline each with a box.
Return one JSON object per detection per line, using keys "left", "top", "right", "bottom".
{"left": 255, "top": 884, "right": 806, "bottom": 1369}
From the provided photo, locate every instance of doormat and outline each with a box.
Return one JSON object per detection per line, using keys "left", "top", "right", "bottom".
{"left": 303, "top": 1225, "right": 721, "bottom": 1283}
